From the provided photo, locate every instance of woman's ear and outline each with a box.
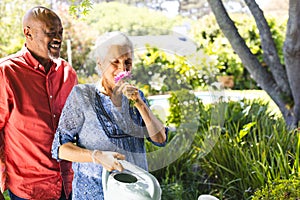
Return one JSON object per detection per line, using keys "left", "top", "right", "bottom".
{"left": 97, "top": 58, "right": 101, "bottom": 66}
{"left": 96, "top": 58, "right": 105, "bottom": 74}
{"left": 97, "top": 58, "right": 106, "bottom": 71}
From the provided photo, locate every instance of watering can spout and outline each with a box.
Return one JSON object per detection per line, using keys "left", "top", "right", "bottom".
{"left": 102, "top": 160, "right": 161, "bottom": 200}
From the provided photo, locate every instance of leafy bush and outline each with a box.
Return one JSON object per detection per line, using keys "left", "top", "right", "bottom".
{"left": 150, "top": 89, "right": 299, "bottom": 199}
{"left": 133, "top": 46, "right": 220, "bottom": 95}
{"left": 133, "top": 46, "right": 192, "bottom": 95}
{"left": 197, "top": 100, "right": 298, "bottom": 199}
{"left": 147, "top": 89, "right": 211, "bottom": 199}
{"left": 252, "top": 179, "right": 300, "bottom": 200}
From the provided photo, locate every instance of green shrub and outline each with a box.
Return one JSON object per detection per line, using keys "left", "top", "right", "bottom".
{"left": 198, "top": 100, "right": 298, "bottom": 199}
{"left": 133, "top": 47, "right": 192, "bottom": 95}
{"left": 150, "top": 89, "right": 299, "bottom": 199}
{"left": 252, "top": 179, "right": 300, "bottom": 200}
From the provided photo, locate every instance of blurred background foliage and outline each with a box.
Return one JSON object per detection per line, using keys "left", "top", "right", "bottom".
{"left": 85, "top": 2, "right": 182, "bottom": 36}
{"left": 0, "top": 0, "right": 288, "bottom": 94}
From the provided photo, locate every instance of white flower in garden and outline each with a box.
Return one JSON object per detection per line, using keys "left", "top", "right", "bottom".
{"left": 149, "top": 73, "right": 166, "bottom": 91}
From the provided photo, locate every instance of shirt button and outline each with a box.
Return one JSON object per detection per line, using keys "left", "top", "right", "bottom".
{"left": 50, "top": 95, "right": 53, "bottom": 99}
{"left": 53, "top": 114, "right": 56, "bottom": 118}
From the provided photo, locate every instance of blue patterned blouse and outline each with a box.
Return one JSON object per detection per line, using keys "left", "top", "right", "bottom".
{"left": 51, "top": 84, "right": 167, "bottom": 200}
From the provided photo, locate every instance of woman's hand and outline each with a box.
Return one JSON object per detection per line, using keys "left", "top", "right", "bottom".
{"left": 92, "top": 150, "right": 125, "bottom": 172}
{"left": 121, "top": 83, "right": 139, "bottom": 102}
{"left": 58, "top": 142, "right": 126, "bottom": 172}
{"left": 111, "top": 81, "right": 140, "bottom": 106}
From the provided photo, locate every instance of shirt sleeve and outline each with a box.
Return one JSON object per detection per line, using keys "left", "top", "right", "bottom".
{"left": 146, "top": 127, "right": 168, "bottom": 147}
{"left": 0, "top": 67, "right": 11, "bottom": 192}
{"left": 51, "top": 86, "right": 85, "bottom": 160}
{"left": 137, "top": 91, "right": 169, "bottom": 147}
{"left": 0, "top": 130, "right": 6, "bottom": 192}
{"left": 0, "top": 68, "right": 11, "bottom": 132}
{"left": 111, "top": 90, "right": 168, "bottom": 146}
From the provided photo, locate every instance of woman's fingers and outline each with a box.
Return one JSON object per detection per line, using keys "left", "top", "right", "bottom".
{"left": 95, "top": 151, "right": 126, "bottom": 172}
{"left": 114, "top": 160, "right": 124, "bottom": 172}
{"left": 114, "top": 152, "right": 126, "bottom": 160}
{"left": 122, "top": 84, "right": 139, "bottom": 100}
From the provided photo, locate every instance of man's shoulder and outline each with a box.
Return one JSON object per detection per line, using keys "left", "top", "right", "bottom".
{"left": 0, "top": 51, "right": 24, "bottom": 66}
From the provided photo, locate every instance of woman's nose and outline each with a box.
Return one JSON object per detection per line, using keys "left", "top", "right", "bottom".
{"left": 117, "top": 62, "right": 126, "bottom": 71}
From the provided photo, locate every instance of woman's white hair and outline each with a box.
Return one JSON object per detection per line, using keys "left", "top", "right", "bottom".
{"left": 92, "top": 31, "right": 133, "bottom": 65}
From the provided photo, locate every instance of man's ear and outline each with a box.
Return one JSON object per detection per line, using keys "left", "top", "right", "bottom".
{"left": 24, "top": 26, "right": 32, "bottom": 39}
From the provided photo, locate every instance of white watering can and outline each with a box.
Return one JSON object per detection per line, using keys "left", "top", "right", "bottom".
{"left": 102, "top": 160, "right": 162, "bottom": 200}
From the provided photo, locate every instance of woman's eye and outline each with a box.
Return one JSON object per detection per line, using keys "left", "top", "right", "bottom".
{"left": 125, "top": 60, "right": 132, "bottom": 66}
{"left": 111, "top": 59, "right": 118, "bottom": 64}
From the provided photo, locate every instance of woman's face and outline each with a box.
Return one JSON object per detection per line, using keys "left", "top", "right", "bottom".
{"left": 100, "top": 45, "right": 133, "bottom": 92}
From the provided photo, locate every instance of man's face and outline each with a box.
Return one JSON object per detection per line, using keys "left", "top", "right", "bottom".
{"left": 26, "top": 17, "right": 63, "bottom": 60}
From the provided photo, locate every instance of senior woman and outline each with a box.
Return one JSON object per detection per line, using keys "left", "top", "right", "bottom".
{"left": 51, "top": 31, "right": 168, "bottom": 199}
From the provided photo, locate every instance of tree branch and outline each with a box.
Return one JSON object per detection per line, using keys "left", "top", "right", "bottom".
{"left": 244, "top": 0, "right": 291, "bottom": 96}
{"left": 206, "top": 0, "right": 289, "bottom": 118}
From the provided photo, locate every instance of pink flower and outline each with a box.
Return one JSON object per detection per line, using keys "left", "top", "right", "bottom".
{"left": 114, "top": 71, "right": 136, "bottom": 107}
{"left": 114, "top": 71, "right": 132, "bottom": 83}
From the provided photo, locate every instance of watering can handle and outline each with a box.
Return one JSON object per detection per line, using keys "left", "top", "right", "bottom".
{"left": 102, "top": 166, "right": 109, "bottom": 199}
{"left": 118, "top": 160, "right": 161, "bottom": 200}
{"left": 102, "top": 160, "right": 126, "bottom": 199}
{"left": 102, "top": 160, "right": 161, "bottom": 200}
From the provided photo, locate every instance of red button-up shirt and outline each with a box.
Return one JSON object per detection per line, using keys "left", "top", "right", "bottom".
{"left": 0, "top": 47, "right": 77, "bottom": 199}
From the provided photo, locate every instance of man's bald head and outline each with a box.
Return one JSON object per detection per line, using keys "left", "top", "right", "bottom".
{"left": 23, "top": 6, "right": 61, "bottom": 29}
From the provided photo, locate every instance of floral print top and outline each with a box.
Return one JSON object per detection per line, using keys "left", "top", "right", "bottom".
{"left": 51, "top": 83, "right": 167, "bottom": 200}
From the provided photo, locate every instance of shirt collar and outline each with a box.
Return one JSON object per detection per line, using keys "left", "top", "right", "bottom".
{"left": 22, "top": 45, "right": 59, "bottom": 72}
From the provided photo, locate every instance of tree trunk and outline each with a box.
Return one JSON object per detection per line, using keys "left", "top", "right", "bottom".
{"left": 207, "top": 0, "right": 298, "bottom": 127}
{"left": 283, "top": 0, "right": 300, "bottom": 127}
